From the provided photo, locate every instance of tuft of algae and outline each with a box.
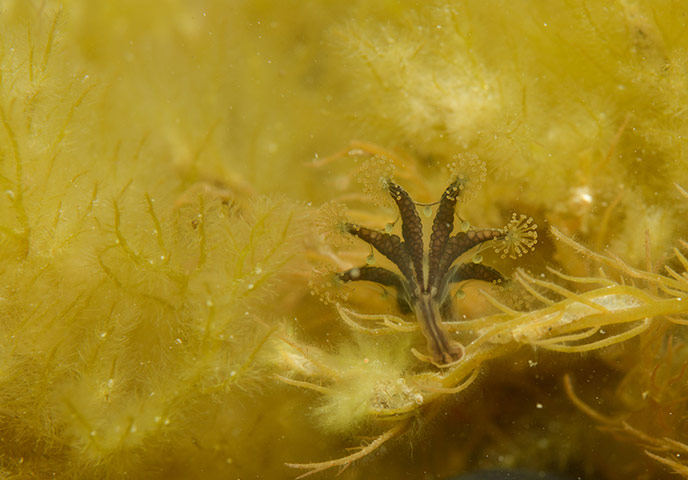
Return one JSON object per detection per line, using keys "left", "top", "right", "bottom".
{"left": 2, "top": 1, "right": 688, "bottom": 479}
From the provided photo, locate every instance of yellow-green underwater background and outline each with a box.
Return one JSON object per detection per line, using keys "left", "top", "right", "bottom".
{"left": 2, "top": 0, "right": 688, "bottom": 478}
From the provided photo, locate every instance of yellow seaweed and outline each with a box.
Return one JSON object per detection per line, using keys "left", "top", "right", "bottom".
{"left": 2, "top": 1, "right": 688, "bottom": 479}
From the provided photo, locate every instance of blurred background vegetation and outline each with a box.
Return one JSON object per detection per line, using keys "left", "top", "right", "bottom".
{"left": 1, "top": 1, "right": 688, "bottom": 478}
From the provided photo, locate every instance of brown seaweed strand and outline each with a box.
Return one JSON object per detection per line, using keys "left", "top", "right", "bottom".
{"left": 345, "top": 223, "right": 415, "bottom": 282}
{"left": 427, "top": 181, "right": 461, "bottom": 292}
{"left": 388, "top": 182, "right": 424, "bottom": 288}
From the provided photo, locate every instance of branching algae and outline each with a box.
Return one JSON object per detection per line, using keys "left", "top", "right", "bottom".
{"left": 278, "top": 149, "right": 540, "bottom": 477}
{"left": 6, "top": 2, "right": 688, "bottom": 478}
{"left": 277, "top": 148, "right": 688, "bottom": 478}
